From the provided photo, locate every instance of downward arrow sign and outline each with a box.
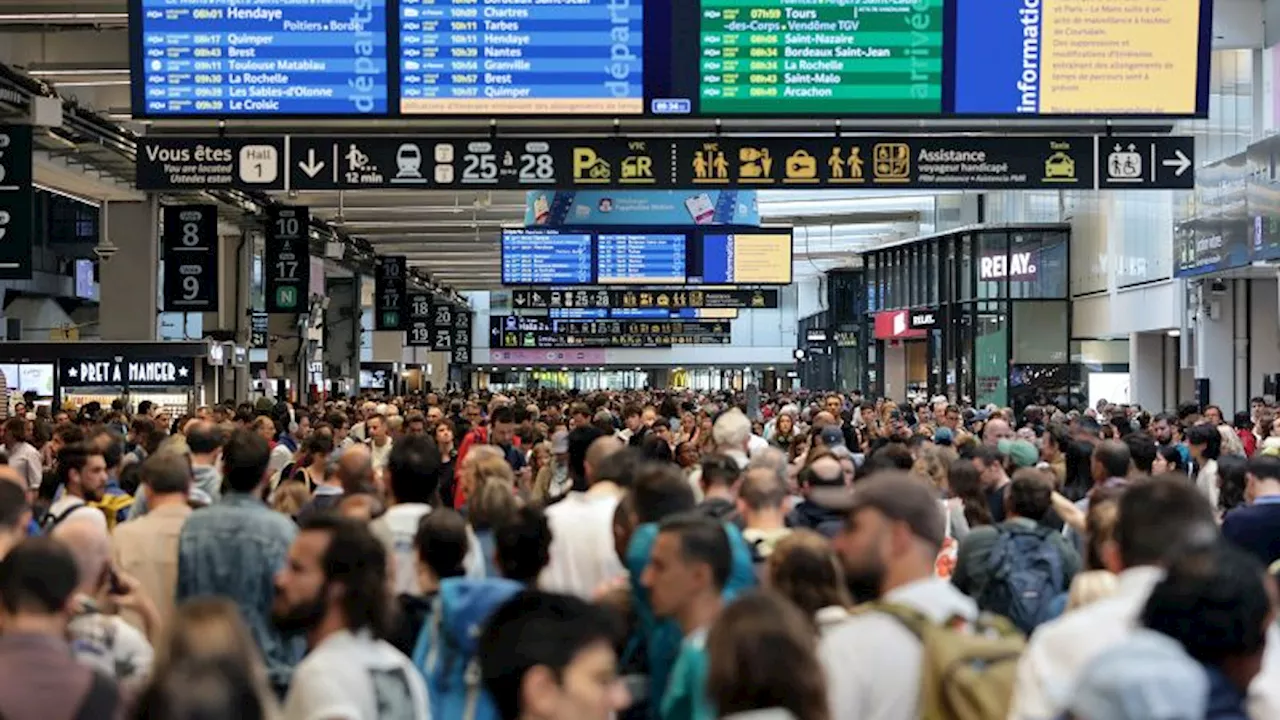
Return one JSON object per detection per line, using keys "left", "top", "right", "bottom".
{"left": 298, "top": 149, "right": 325, "bottom": 178}
{"left": 1162, "top": 149, "right": 1192, "bottom": 177}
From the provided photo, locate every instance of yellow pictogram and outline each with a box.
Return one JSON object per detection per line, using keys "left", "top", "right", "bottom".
{"left": 620, "top": 141, "right": 654, "bottom": 184}
{"left": 784, "top": 149, "right": 818, "bottom": 183}
{"left": 572, "top": 147, "right": 611, "bottom": 183}
{"left": 738, "top": 147, "right": 774, "bottom": 183}
{"left": 873, "top": 143, "right": 911, "bottom": 182}
{"left": 692, "top": 143, "right": 730, "bottom": 183}
{"left": 829, "top": 146, "right": 865, "bottom": 183}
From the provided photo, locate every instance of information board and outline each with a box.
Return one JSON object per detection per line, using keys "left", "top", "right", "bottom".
{"left": 699, "top": 0, "right": 944, "bottom": 115}
{"left": 161, "top": 205, "right": 218, "bottom": 312}
{"left": 597, "top": 234, "right": 687, "bottom": 285}
{"left": 374, "top": 255, "right": 407, "bottom": 330}
{"left": 491, "top": 316, "right": 731, "bottom": 348}
{"left": 502, "top": 231, "right": 593, "bottom": 285}
{"left": 264, "top": 206, "right": 310, "bottom": 314}
{"left": 0, "top": 125, "right": 33, "bottom": 280}
{"left": 513, "top": 287, "right": 777, "bottom": 309}
{"left": 502, "top": 226, "right": 791, "bottom": 286}
{"left": 698, "top": 232, "right": 792, "bottom": 284}
{"left": 133, "top": 0, "right": 389, "bottom": 117}
{"left": 399, "top": 0, "right": 644, "bottom": 115}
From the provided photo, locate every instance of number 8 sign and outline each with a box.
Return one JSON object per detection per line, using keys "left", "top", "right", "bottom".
{"left": 162, "top": 205, "right": 219, "bottom": 312}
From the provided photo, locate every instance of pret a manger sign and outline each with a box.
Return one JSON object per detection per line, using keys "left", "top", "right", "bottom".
{"left": 59, "top": 359, "right": 195, "bottom": 387}
{"left": 979, "top": 251, "right": 1038, "bottom": 281}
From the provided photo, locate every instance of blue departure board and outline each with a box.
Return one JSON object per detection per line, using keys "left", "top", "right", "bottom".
{"left": 135, "top": 0, "right": 389, "bottom": 116}
{"left": 597, "top": 234, "right": 686, "bottom": 285}
{"left": 398, "top": 0, "right": 644, "bottom": 115}
{"left": 502, "top": 231, "right": 593, "bottom": 285}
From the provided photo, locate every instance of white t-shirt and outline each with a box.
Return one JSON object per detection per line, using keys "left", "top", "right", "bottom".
{"left": 283, "top": 629, "right": 430, "bottom": 720}
{"left": 372, "top": 503, "right": 484, "bottom": 595}
{"left": 46, "top": 496, "right": 107, "bottom": 532}
{"left": 538, "top": 490, "right": 625, "bottom": 598}
{"left": 369, "top": 439, "right": 394, "bottom": 471}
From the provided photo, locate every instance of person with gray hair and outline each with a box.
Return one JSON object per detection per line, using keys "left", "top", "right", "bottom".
{"left": 53, "top": 515, "right": 157, "bottom": 692}
{"left": 685, "top": 408, "right": 753, "bottom": 502}
{"left": 297, "top": 444, "right": 372, "bottom": 523}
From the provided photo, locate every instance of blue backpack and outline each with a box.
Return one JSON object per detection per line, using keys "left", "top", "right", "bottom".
{"left": 978, "top": 524, "right": 1066, "bottom": 634}
{"left": 411, "top": 577, "right": 523, "bottom": 720}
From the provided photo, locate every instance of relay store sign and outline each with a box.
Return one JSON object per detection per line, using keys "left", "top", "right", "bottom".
{"left": 873, "top": 311, "right": 927, "bottom": 341}
{"left": 58, "top": 358, "right": 196, "bottom": 388}
{"left": 979, "top": 251, "right": 1038, "bottom": 281}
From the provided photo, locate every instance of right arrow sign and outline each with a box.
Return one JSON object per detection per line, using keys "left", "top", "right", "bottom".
{"left": 1097, "top": 136, "right": 1195, "bottom": 190}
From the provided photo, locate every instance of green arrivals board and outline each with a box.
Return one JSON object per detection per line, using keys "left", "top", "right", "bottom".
{"left": 699, "top": 0, "right": 944, "bottom": 115}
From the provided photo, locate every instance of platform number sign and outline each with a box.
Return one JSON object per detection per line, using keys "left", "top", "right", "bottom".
{"left": 407, "top": 292, "right": 432, "bottom": 346}
{"left": 162, "top": 205, "right": 218, "bottom": 311}
{"left": 451, "top": 311, "right": 473, "bottom": 365}
{"left": 375, "top": 256, "right": 407, "bottom": 331}
{"left": 0, "top": 125, "right": 33, "bottom": 280}
{"left": 265, "top": 206, "right": 310, "bottom": 314}
{"left": 429, "top": 302, "right": 455, "bottom": 351}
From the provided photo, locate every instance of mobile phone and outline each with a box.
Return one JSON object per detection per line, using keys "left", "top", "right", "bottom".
{"left": 107, "top": 567, "right": 127, "bottom": 596}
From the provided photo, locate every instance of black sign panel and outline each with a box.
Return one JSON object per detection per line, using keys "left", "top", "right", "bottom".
{"left": 452, "top": 312, "right": 472, "bottom": 365}
{"left": 0, "top": 125, "right": 33, "bottom": 280}
{"left": 251, "top": 312, "right": 269, "bottom": 348}
{"left": 374, "top": 256, "right": 407, "bottom": 331}
{"left": 144, "top": 135, "right": 1196, "bottom": 191}
{"left": 406, "top": 293, "right": 433, "bottom": 347}
{"left": 162, "top": 205, "right": 219, "bottom": 312}
{"left": 513, "top": 288, "right": 778, "bottom": 310}
{"left": 908, "top": 310, "right": 939, "bottom": 330}
{"left": 264, "top": 206, "right": 310, "bottom": 314}
{"left": 1097, "top": 136, "right": 1197, "bottom": 191}
{"left": 136, "top": 137, "right": 286, "bottom": 191}
{"left": 429, "top": 301, "right": 456, "bottom": 352}
{"left": 58, "top": 357, "right": 196, "bottom": 388}
{"left": 490, "top": 316, "right": 731, "bottom": 349}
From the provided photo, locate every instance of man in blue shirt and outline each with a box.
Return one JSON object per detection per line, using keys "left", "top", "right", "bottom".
{"left": 176, "top": 428, "right": 303, "bottom": 696}
{"left": 1222, "top": 455, "right": 1280, "bottom": 568}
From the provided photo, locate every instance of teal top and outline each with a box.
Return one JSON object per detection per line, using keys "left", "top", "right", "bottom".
{"left": 660, "top": 628, "right": 714, "bottom": 720}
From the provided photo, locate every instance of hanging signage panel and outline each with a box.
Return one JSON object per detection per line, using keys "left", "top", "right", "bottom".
{"left": 58, "top": 357, "right": 196, "bottom": 388}
{"left": 136, "top": 137, "right": 286, "bottom": 191}
{"left": 0, "top": 125, "right": 33, "bottom": 280}
{"left": 489, "top": 315, "right": 731, "bottom": 349}
{"left": 140, "top": 135, "right": 1194, "bottom": 191}
{"left": 451, "top": 311, "right": 473, "bottom": 365}
{"left": 374, "top": 256, "right": 407, "bottom": 331}
{"left": 406, "top": 292, "right": 433, "bottom": 347}
{"left": 264, "top": 206, "right": 311, "bottom": 314}
{"left": 161, "top": 205, "right": 219, "bottom": 312}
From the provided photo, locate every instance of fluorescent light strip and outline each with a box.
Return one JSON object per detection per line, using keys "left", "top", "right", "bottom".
{"left": 34, "top": 184, "right": 100, "bottom": 208}
{"left": 0, "top": 13, "right": 127, "bottom": 22}
{"left": 50, "top": 80, "right": 130, "bottom": 87}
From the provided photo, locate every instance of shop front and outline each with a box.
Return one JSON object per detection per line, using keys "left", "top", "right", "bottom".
{"left": 863, "top": 224, "right": 1071, "bottom": 410}
{"left": 54, "top": 351, "right": 203, "bottom": 415}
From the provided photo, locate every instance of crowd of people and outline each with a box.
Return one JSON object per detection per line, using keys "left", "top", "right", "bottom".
{"left": 0, "top": 389, "right": 1277, "bottom": 719}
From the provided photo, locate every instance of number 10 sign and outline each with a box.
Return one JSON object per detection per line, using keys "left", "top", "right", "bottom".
{"left": 162, "top": 205, "right": 219, "bottom": 312}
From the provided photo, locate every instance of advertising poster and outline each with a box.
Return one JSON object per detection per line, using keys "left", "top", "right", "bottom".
{"left": 524, "top": 190, "right": 759, "bottom": 227}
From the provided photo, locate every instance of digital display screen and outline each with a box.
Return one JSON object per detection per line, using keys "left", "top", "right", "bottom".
{"left": 698, "top": 232, "right": 793, "bottom": 284}
{"left": 128, "top": 0, "right": 1211, "bottom": 118}
{"left": 501, "top": 226, "right": 791, "bottom": 285}
{"left": 596, "top": 234, "right": 687, "bottom": 284}
{"left": 698, "top": 0, "right": 944, "bottom": 115}
{"left": 502, "top": 231, "right": 594, "bottom": 285}
{"left": 133, "top": 0, "right": 389, "bottom": 116}
{"left": 399, "top": 0, "right": 644, "bottom": 115}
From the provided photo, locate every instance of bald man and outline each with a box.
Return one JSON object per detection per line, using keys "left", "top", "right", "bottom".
{"left": 52, "top": 516, "right": 156, "bottom": 690}
{"left": 297, "top": 444, "right": 372, "bottom": 524}
{"left": 540, "top": 439, "right": 628, "bottom": 598}
{"left": 983, "top": 417, "right": 1014, "bottom": 446}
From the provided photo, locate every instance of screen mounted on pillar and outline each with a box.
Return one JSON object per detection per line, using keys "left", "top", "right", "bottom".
{"left": 127, "top": 0, "right": 1212, "bottom": 119}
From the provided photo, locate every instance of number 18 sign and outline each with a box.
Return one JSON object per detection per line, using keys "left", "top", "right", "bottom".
{"left": 162, "top": 204, "right": 218, "bottom": 312}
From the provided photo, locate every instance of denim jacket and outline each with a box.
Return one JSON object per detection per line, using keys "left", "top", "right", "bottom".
{"left": 176, "top": 492, "right": 303, "bottom": 692}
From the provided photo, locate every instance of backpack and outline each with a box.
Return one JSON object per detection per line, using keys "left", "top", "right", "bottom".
{"left": 856, "top": 602, "right": 1024, "bottom": 720}
{"left": 39, "top": 500, "right": 86, "bottom": 534}
{"left": 977, "top": 524, "right": 1066, "bottom": 634}
{"left": 411, "top": 577, "right": 522, "bottom": 720}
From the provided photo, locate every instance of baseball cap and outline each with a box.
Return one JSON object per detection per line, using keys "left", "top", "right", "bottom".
{"left": 997, "top": 438, "right": 1040, "bottom": 468}
{"left": 551, "top": 430, "right": 569, "bottom": 455}
{"left": 933, "top": 427, "right": 954, "bottom": 446}
{"left": 1066, "top": 629, "right": 1207, "bottom": 720}
{"left": 818, "top": 425, "right": 846, "bottom": 448}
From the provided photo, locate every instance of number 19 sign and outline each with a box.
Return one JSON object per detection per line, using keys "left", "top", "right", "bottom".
{"left": 265, "top": 206, "right": 311, "bottom": 314}
{"left": 162, "top": 204, "right": 218, "bottom": 312}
